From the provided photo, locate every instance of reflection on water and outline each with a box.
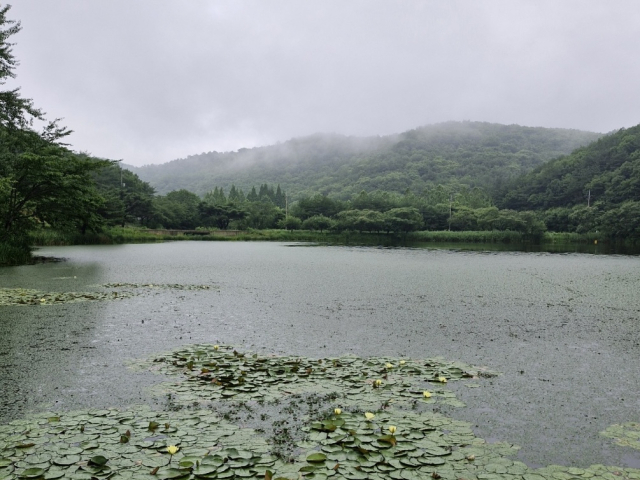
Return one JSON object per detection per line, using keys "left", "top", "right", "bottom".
{"left": 1, "top": 242, "right": 640, "bottom": 468}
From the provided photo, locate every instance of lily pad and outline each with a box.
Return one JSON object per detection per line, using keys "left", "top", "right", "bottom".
{"left": 20, "top": 468, "right": 45, "bottom": 479}
{"left": 306, "top": 453, "right": 327, "bottom": 463}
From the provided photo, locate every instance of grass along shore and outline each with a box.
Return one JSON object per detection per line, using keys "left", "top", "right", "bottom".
{"left": 27, "top": 226, "right": 608, "bottom": 247}
{"left": 0, "top": 227, "right": 619, "bottom": 266}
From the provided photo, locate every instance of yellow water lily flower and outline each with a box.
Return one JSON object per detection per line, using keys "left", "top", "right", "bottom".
{"left": 438, "top": 376, "right": 447, "bottom": 383}
{"left": 388, "top": 425, "right": 397, "bottom": 435}
{"left": 334, "top": 408, "right": 342, "bottom": 415}
{"left": 423, "top": 391, "right": 432, "bottom": 398}
{"left": 399, "top": 360, "right": 406, "bottom": 365}
{"left": 374, "top": 379, "right": 382, "bottom": 387}
{"left": 364, "top": 412, "right": 375, "bottom": 420}
{"left": 167, "top": 445, "right": 179, "bottom": 455}
{"left": 385, "top": 363, "right": 393, "bottom": 368}
{"left": 213, "top": 345, "right": 219, "bottom": 350}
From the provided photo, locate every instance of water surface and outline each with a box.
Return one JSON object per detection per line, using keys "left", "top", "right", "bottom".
{"left": 1, "top": 242, "right": 639, "bottom": 468}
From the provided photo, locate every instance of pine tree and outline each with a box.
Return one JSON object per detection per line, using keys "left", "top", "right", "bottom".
{"left": 247, "top": 186, "right": 259, "bottom": 202}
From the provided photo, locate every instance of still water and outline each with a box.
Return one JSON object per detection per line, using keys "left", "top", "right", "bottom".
{"left": 1, "top": 242, "right": 639, "bottom": 468}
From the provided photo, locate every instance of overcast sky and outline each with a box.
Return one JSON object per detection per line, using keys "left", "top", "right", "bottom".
{"left": 6, "top": 1, "right": 640, "bottom": 166}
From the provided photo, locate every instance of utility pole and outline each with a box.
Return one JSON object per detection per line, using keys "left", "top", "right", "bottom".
{"left": 587, "top": 189, "right": 591, "bottom": 208}
{"left": 448, "top": 193, "right": 453, "bottom": 231}
{"left": 118, "top": 160, "right": 125, "bottom": 228}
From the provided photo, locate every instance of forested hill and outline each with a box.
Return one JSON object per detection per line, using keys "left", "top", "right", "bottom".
{"left": 499, "top": 124, "right": 640, "bottom": 210}
{"left": 130, "top": 122, "right": 601, "bottom": 199}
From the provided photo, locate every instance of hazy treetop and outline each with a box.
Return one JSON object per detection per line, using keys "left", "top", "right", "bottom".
{"left": 8, "top": 0, "right": 640, "bottom": 166}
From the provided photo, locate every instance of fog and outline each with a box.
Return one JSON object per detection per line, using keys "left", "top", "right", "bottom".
{"left": 7, "top": 1, "right": 640, "bottom": 166}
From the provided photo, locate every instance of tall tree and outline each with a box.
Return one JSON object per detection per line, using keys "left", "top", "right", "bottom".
{"left": 0, "top": 6, "right": 109, "bottom": 251}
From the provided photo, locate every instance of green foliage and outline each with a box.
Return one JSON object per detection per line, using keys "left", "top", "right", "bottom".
{"left": 382, "top": 207, "right": 423, "bottom": 233}
{"left": 199, "top": 202, "right": 246, "bottom": 230}
{"left": 278, "top": 216, "right": 302, "bottom": 231}
{"left": 292, "top": 194, "right": 342, "bottom": 219}
{"left": 598, "top": 201, "right": 640, "bottom": 239}
{"left": 301, "top": 215, "right": 335, "bottom": 232}
{"left": 334, "top": 210, "right": 385, "bottom": 233}
{"left": 0, "top": 240, "right": 31, "bottom": 266}
{"left": 92, "top": 162, "right": 156, "bottom": 227}
{"left": 0, "top": 128, "right": 110, "bottom": 242}
{"left": 500, "top": 124, "right": 640, "bottom": 210}
{"left": 240, "top": 199, "right": 284, "bottom": 230}
{"left": 0, "top": 6, "right": 111, "bottom": 263}
{"left": 152, "top": 189, "right": 201, "bottom": 229}
{"left": 131, "top": 122, "right": 600, "bottom": 199}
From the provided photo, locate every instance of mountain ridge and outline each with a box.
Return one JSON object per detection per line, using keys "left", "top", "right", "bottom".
{"left": 128, "top": 121, "right": 602, "bottom": 199}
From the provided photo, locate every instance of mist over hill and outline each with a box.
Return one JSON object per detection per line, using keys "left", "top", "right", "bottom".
{"left": 130, "top": 122, "right": 602, "bottom": 199}
{"left": 499, "top": 124, "right": 640, "bottom": 210}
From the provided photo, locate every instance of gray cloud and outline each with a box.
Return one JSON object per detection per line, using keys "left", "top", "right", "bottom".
{"left": 7, "top": 0, "right": 640, "bottom": 166}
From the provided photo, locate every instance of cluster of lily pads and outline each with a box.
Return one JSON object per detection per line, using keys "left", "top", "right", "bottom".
{"left": 0, "top": 288, "right": 135, "bottom": 306}
{"left": 2, "top": 345, "right": 640, "bottom": 480}
{"left": 0, "top": 406, "right": 278, "bottom": 480}
{"left": 137, "top": 345, "right": 489, "bottom": 410}
{"left": 601, "top": 423, "right": 640, "bottom": 451}
{"left": 100, "top": 284, "right": 214, "bottom": 291}
{"left": 0, "top": 284, "right": 215, "bottom": 306}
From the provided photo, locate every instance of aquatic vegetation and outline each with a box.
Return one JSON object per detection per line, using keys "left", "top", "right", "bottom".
{"left": 100, "top": 283, "right": 214, "bottom": 291}
{"left": 602, "top": 423, "right": 640, "bottom": 450}
{"left": 0, "top": 288, "right": 135, "bottom": 306}
{"left": 1, "top": 344, "right": 639, "bottom": 480}
{"left": 0, "top": 284, "right": 215, "bottom": 306}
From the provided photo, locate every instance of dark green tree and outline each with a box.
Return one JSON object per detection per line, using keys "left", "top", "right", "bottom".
{"left": 302, "top": 215, "right": 335, "bottom": 232}
{"left": 152, "top": 189, "right": 201, "bottom": 229}
{"left": 0, "top": 129, "right": 110, "bottom": 242}
{"left": 278, "top": 216, "right": 302, "bottom": 231}
{"left": 92, "top": 163, "right": 155, "bottom": 227}
{"left": 0, "top": 6, "right": 108, "bottom": 253}
{"left": 382, "top": 207, "right": 423, "bottom": 233}
{"left": 198, "top": 202, "right": 246, "bottom": 230}
{"left": 247, "top": 186, "right": 259, "bottom": 202}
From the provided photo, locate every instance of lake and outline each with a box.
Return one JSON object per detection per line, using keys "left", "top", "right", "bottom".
{"left": 1, "top": 241, "right": 639, "bottom": 469}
